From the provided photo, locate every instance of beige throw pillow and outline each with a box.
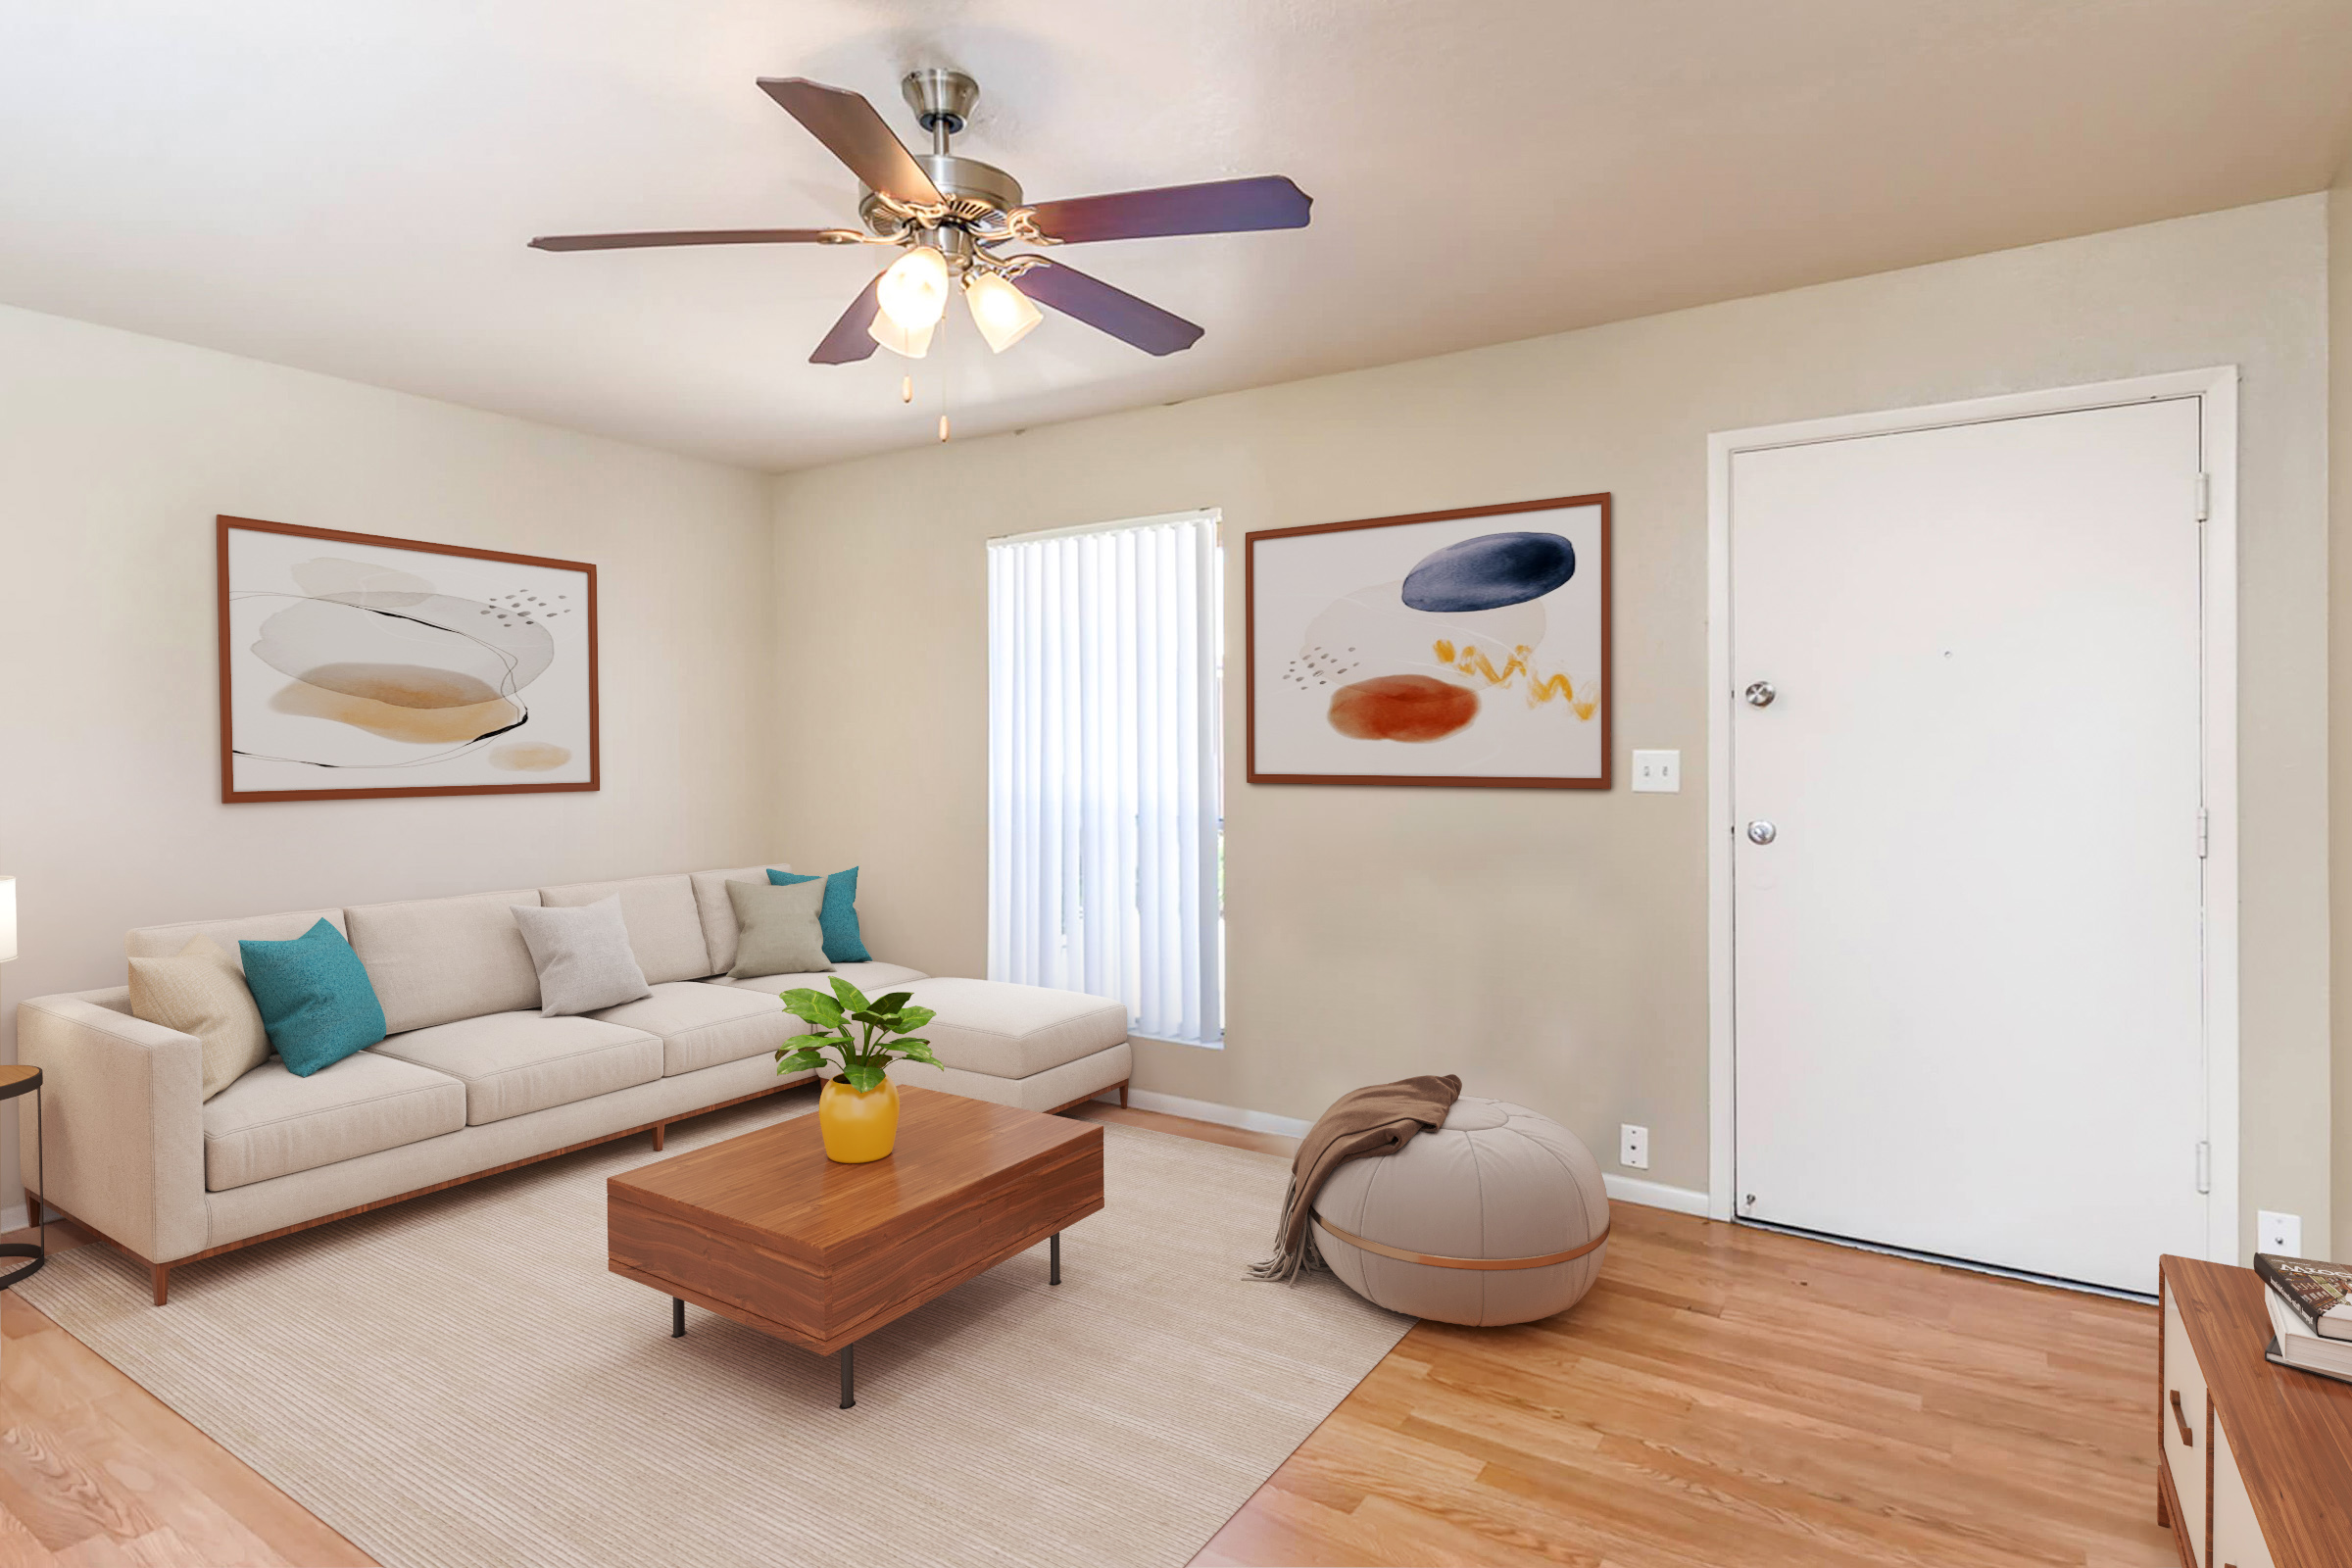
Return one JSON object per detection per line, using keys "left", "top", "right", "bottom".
{"left": 127, "top": 934, "right": 271, "bottom": 1101}
{"left": 725, "top": 878, "right": 832, "bottom": 980}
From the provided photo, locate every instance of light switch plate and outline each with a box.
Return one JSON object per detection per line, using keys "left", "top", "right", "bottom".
{"left": 2259, "top": 1209, "right": 2302, "bottom": 1255}
{"left": 1631, "top": 750, "right": 1681, "bottom": 793}
{"left": 1619, "top": 1123, "right": 1649, "bottom": 1170}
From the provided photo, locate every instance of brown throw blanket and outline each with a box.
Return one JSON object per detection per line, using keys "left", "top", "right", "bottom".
{"left": 1249, "top": 1074, "right": 1462, "bottom": 1282}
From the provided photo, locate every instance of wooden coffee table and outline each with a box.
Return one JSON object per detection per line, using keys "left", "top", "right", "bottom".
{"left": 607, "top": 1084, "right": 1104, "bottom": 1407}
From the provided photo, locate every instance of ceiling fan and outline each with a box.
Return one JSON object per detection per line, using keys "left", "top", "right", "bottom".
{"left": 530, "top": 70, "right": 1313, "bottom": 365}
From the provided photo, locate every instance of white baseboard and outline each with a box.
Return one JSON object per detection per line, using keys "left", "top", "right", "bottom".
{"left": 1603, "top": 1173, "right": 1710, "bottom": 1215}
{"left": 0, "top": 1202, "right": 25, "bottom": 1234}
{"left": 1099, "top": 1090, "right": 1715, "bottom": 1220}
{"left": 1094, "top": 1087, "right": 1314, "bottom": 1141}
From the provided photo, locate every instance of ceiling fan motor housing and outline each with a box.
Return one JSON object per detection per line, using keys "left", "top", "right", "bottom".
{"left": 861, "top": 71, "right": 1021, "bottom": 235}
{"left": 902, "top": 68, "right": 978, "bottom": 134}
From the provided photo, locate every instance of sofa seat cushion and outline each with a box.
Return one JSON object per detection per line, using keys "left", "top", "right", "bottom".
{"left": 371, "top": 1010, "right": 661, "bottom": 1126}
{"left": 896, "top": 978, "right": 1130, "bottom": 1079}
{"left": 592, "top": 982, "right": 807, "bottom": 1078}
{"left": 202, "top": 1052, "right": 466, "bottom": 1192}
{"left": 715, "top": 960, "right": 929, "bottom": 999}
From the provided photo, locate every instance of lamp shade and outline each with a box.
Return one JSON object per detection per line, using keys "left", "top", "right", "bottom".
{"left": 874, "top": 246, "right": 950, "bottom": 333}
{"left": 0, "top": 875, "right": 14, "bottom": 963}
{"left": 964, "top": 271, "right": 1041, "bottom": 353}
{"left": 866, "top": 313, "right": 935, "bottom": 359}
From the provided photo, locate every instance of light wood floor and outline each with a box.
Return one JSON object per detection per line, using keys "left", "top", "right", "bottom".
{"left": 0, "top": 1101, "right": 2173, "bottom": 1568}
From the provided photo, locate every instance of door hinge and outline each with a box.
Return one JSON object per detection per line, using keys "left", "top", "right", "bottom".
{"left": 2194, "top": 472, "right": 2211, "bottom": 522}
{"left": 2197, "top": 808, "right": 2209, "bottom": 859}
{"left": 2196, "top": 1141, "right": 2213, "bottom": 1195}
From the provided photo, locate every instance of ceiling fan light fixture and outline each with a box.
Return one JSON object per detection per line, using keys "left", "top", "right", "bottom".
{"left": 866, "top": 312, "right": 935, "bottom": 358}
{"left": 965, "top": 270, "right": 1042, "bottom": 353}
{"left": 875, "top": 244, "right": 951, "bottom": 333}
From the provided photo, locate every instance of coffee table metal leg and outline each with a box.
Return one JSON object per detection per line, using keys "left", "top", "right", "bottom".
{"left": 1051, "top": 1231, "right": 1060, "bottom": 1286}
{"left": 671, "top": 1297, "right": 685, "bottom": 1338}
{"left": 839, "top": 1343, "right": 855, "bottom": 1409}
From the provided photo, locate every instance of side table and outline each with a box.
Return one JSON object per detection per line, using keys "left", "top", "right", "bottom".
{"left": 1, "top": 1064, "right": 43, "bottom": 1290}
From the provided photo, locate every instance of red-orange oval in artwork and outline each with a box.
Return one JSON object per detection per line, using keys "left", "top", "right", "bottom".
{"left": 1328, "top": 675, "right": 1479, "bottom": 743}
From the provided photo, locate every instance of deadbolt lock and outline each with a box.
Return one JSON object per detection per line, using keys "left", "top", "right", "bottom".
{"left": 1743, "top": 680, "right": 1777, "bottom": 708}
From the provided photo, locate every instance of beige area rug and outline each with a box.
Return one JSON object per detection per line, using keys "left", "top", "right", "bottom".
{"left": 17, "top": 1097, "right": 1410, "bottom": 1568}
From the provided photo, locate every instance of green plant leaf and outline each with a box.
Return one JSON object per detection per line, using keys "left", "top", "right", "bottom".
{"left": 775, "top": 1046, "right": 829, "bottom": 1074}
{"left": 827, "top": 975, "right": 872, "bottom": 1013}
{"left": 869, "top": 991, "right": 914, "bottom": 1015}
{"left": 782, "top": 990, "right": 846, "bottom": 1029}
{"left": 891, "top": 1040, "right": 946, "bottom": 1071}
{"left": 894, "top": 1005, "right": 936, "bottom": 1032}
{"left": 839, "top": 1060, "right": 888, "bottom": 1094}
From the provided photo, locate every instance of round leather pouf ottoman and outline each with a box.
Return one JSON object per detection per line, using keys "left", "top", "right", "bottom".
{"left": 1311, "top": 1097, "right": 1610, "bottom": 1327}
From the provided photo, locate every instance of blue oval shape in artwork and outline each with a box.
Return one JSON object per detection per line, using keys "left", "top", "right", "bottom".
{"left": 1400, "top": 531, "right": 1576, "bottom": 612}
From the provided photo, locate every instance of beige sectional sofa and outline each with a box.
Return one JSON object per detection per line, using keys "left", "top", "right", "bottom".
{"left": 15, "top": 863, "right": 1130, "bottom": 1303}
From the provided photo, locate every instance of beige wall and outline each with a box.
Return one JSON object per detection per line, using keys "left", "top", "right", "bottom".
{"left": 773, "top": 196, "right": 2331, "bottom": 1256}
{"left": 2333, "top": 167, "right": 2352, "bottom": 1264}
{"left": 0, "top": 304, "right": 776, "bottom": 1224}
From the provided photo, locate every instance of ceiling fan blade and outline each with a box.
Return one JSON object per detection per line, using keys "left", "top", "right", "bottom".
{"left": 1021, "top": 175, "right": 1311, "bottom": 244}
{"left": 529, "top": 228, "right": 858, "bottom": 252}
{"left": 1014, "top": 261, "right": 1203, "bottom": 356}
{"left": 758, "top": 77, "right": 943, "bottom": 208}
{"left": 810, "top": 272, "right": 886, "bottom": 364}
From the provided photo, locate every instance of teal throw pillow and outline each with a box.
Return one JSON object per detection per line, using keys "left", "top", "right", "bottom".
{"left": 239, "top": 919, "right": 387, "bottom": 1076}
{"left": 766, "top": 867, "right": 872, "bottom": 963}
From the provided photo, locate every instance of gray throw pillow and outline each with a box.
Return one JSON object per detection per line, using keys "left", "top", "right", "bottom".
{"left": 510, "top": 896, "right": 654, "bottom": 1016}
{"left": 726, "top": 877, "right": 833, "bottom": 980}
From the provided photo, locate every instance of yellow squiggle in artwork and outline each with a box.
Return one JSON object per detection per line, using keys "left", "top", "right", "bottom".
{"left": 1432, "top": 640, "right": 1598, "bottom": 720}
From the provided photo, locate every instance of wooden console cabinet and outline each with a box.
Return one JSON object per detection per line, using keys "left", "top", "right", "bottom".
{"left": 2157, "top": 1256, "right": 2352, "bottom": 1567}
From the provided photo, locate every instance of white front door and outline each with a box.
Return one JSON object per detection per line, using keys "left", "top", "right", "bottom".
{"left": 1730, "top": 397, "right": 2208, "bottom": 1295}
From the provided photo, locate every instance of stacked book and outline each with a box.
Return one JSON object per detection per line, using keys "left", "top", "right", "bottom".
{"left": 2256, "top": 1252, "right": 2352, "bottom": 1384}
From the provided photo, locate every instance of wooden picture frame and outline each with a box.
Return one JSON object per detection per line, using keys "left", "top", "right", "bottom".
{"left": 1246, "top": 494, "right": 1611, "bottom": 789}
{"left": 218, "top": 515, "right": 600, "bottom": 802}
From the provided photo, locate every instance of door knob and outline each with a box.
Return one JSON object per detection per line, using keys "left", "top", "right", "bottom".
{"left": 1743, "top": 680, "right": 1777, "bottom": 708}
{"left": 1745, "top": 819, "right": 1777, "bottom": 845}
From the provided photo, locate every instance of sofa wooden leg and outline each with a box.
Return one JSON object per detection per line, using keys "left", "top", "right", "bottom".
{"left": 653, "top": 1123, "right": 666, "bottom": 1152}
{"left": 1119, "top": 1082, "right": 1129, "bottom": 1108}
{"left": 152, "top": 1264, "right": 171, "bottom": 1307}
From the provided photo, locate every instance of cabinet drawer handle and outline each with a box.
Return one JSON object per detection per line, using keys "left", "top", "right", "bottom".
{"left": 2169, "top": 1389, "right": 2194, "bottom": 1446}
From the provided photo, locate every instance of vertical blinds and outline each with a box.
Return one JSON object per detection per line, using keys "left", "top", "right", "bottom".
{"left": 987, "top": 512, "right": 1223, "bottom": 1046}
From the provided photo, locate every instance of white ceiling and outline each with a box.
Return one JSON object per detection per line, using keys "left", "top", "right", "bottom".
{"left": 3, "top": 1, "right": 2348, "bottom": 472}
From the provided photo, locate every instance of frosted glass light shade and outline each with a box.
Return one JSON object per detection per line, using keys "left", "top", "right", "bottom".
{"left": 866, "top": 314, "right": 935, "bottom": 359}
{"left": 874, "top": 246, "right": 950, "bottom": 332}
{"left": 964, "top": 271, "right": 1041, "bottom": 353}
{"left": 0, "top": 875, "right": 15, "bottom": 963}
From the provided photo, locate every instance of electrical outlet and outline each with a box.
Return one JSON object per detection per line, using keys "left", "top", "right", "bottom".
{"left": 2259, "top": 1210, "right": 2303, "bottom": 1255}
{"left": 1631, "top": 750, "right": 1681, "bottom": 793}
{"left": 1619, "top": 1123, "right": 1649, "bottom": 1170}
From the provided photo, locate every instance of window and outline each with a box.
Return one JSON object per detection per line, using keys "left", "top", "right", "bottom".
{"left": 987, "top": 511, "right": 1223, "bottom": 1046}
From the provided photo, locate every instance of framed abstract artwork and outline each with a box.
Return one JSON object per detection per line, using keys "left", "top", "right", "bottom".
{"left": 218, "top": 515, "right": 599, "bottom": 802}
{"left": 1246, "top": 494, "right": 1611, "bottom": 788}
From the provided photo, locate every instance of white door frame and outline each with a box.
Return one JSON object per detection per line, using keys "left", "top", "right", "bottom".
{"left": 1705, "top": 368, "right": 2240, "bottom": 1267}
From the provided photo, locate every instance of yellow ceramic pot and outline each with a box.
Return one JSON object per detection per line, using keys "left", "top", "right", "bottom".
{"left": 818, "top": 1075, "right": 900, "bottom": 1163}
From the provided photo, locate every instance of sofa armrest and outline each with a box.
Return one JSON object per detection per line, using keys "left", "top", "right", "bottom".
{"left": 17, "top": 988, "right": 208, "bottom": 1263}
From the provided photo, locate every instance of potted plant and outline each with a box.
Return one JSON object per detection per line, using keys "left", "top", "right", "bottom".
{"left": 777, "top": 977, "right": 944, "bottom": 1163}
